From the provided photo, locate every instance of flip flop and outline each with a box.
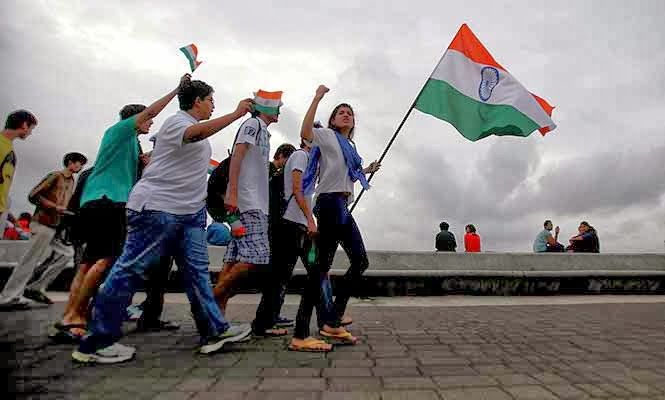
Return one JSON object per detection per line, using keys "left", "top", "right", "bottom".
{"left": 319, "top": 329, "right": 358, "bottom": 345}
{"left": 49, "top": 323, "right": 86, "bottom": 344}
{"left": 340, "top": 316, "right": 353, "bottom": 326}
{"left": 288, "top": 338, "right": 333, "bottom": 353}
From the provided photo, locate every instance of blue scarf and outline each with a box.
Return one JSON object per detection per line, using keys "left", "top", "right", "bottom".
{"left": 302, "top": 130, "right": 370, "bottom": 195}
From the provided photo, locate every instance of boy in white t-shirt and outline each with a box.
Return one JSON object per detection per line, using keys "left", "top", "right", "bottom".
{"left": 214, "top": 90, "right": 281, "bottom": 314}
{"left": 73, "top": 77, "right": 254, "bottom": 364}
{"left": 252, "top": 140, "right": 317, "bottom": 337}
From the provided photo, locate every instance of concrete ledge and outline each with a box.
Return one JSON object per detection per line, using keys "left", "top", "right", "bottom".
{"left": 2, "top": 240, "right": 664, "bottom": 295}
{"left": 2, "top": 241, "right": 664, "bottom": 276}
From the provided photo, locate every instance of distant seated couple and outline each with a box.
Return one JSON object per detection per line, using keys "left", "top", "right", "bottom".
{"left": 533, "top": 220, "right": 599, "bottom": 253}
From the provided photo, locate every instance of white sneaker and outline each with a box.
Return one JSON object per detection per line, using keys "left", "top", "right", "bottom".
{"left": 0, "top": 295, "right": 31, "bottom": 310}
{"left": 126, "top": 304, "right": 143, "bottom": 321}
{"left": 199, "top": 323, "right": 252, "bottom": 355}
{"left": 72, "top": 343, "right": 136, "bottom": 364}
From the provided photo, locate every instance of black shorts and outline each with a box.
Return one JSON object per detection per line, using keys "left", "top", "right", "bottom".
{"left": 79, "top": 198, "right": 127, "bottom": 264}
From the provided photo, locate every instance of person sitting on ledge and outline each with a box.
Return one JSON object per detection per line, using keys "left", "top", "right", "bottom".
{"left": 464, "top": 224, "right": 481, "bottom": 252}
{"left": 533, "top": 220, "right": 564, "bottom": 252}
{"left": 566, "top": 221, "right": 600, "bottom": 253}
{"left": 435, "top": 221, "right": 456, "bottom": 252}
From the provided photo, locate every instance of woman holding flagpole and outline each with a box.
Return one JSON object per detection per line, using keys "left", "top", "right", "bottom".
{"left": 297, "top": 85, "right": 380, "bottom": 346}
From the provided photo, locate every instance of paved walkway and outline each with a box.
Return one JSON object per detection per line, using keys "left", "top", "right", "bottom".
{"left": 3, "top": 295, "right": 665, "bottom": 400}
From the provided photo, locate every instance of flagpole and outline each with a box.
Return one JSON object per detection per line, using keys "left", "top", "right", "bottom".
{"left": 349, "top": 50, "right": 447, "bottom": 214}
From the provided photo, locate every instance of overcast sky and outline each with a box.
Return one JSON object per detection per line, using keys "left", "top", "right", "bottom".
{"left": 2, "top": 0, "right": 664, "bottom": 253}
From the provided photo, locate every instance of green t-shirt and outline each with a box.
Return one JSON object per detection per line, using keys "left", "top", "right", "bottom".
{"left": 80, "top": 116, "right": 139, "bottom": 206}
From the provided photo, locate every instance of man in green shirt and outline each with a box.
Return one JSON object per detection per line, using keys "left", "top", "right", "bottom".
{"left": 53, "top": 74, "right": 190, "bottom": 341}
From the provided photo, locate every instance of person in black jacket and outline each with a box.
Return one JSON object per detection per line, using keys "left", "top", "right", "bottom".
{"left": 435, "top": 221, "right": 457, "bottom": 252}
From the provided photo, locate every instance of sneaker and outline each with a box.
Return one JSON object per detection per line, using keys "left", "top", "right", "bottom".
{"left": 71, "top": 343, "right": 136, "bottom": 364}
{"left": 199, "top": 323, "right": 252, "bottom": 355}
{"left": 126, "top": 304, "right": 143, "bottom": 321}
{"left": 274, "top": 316, "right": 295, "bottom": 328}
{"left": 0, "top": 295, "right": 31, "bottom": 310}
{"left": 23, "top": 289, "right": 53, "bottom": 305}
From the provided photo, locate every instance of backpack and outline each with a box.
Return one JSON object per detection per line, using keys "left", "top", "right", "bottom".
{"left": 207, "top": 117, "right": 260, "bottom": 222}
{"left": 55, "top": 167, "right": 94, "bottom": 246}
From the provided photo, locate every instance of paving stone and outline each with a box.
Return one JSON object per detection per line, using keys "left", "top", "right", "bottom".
{"left": 617, "top": 381, "right": 662, "bottom": 396}
{"left": 209, "top": 377, "right": 260, "bottom": 391}
{"left": 322, "top": 392, "right": 380, "bottom": 400}
{"left": 323, "top": 367, "right": 373, "bottom": 377}
{"left": 373, "top": 367, "right": 421, "bottom": 377}
{"left": 175, "top": 378, "right": 216, "bottom": 392}
{"left": 380, "top": 390, "right": 441, "bottom": 400}
{"left": 258, "top": 378, "right": 326, "bottom": 391}
{"left": 382, "top": 377, "right": 437, "bottom": 390}
{"left": 331, "top": 359, "right": 375, "bottom": 368}
{"left": 245, "top": 391, "right": 320, "bottom": 400}
{"left": 7, "top": 301, "right": 665, "bottom": 400}
{"left": 544, "top": 384, "right": 590, "bottom": 399}
{"left": 191, "top": 392, "right": 245, "bottom": 400}
{"left": 574, "top": 383, "right": 611, "bottom": 397}
{"left": 419, "top": 365, "right": 477, "bottom": 376}
{"left": 433, "top": 375, "right": 498, "bottom": 388}
{"left": 374, "top": 358, "right": 418, "bottom": 367}
{"left": 328, "top": 377, "right": 383, "bottom": 391}
{"left": 438, "top": 387, "right": 513, "bottom": 400}
{"left": 260, "top": 368, "right": 321, "bottom": 377}
{"left": 504, "top": 385, "right": 559, "bottom": 400}
{"left": 493, "top": 374, "right": 539, "bottom": 386}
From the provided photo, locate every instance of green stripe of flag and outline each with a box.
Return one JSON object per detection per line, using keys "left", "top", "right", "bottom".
{"left": 415, "top": 79, "right": 540, "bottom": 142}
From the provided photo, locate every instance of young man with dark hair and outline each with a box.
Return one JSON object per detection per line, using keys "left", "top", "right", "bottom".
{"left": 0, "top": 110, "right": 37, "bottom": 236}
{"left": 73, "top": 77, "right": 254, "bottom": 364}
{"left": 213, "top": 90, "right": 281, "bottom": 317}
{"left": 533, "top": 220, "right": 564, "bottom": 253}
{"left": 254, "top": 140, "right": 320, "bottom": 341}
{"left": 1, "top": 151, "right": 85, "bottom": 308}
{"left": 16, "top": 153, "right": 89, "bottom": 306}
{"left": 55, "top": 75, "right": 189, "bottom": 340}
{"left": 435, "top": 221, "right": 457, "bottom": 252}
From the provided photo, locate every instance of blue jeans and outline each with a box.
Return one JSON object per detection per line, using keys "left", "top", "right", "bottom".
{"left": 79, "top": 208, "right": 229, "bottom": 353}
{"left": 314, "top": 193, "right": 369, "bottom": 325}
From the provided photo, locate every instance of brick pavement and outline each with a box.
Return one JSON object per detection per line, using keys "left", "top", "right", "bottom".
{"left": 3, "top": 300, "right": 665, "bottom": 399}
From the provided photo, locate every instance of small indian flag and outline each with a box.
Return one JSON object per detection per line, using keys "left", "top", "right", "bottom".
{"left": 415, "top": 24, "right": 556, "bottom": 142}
{"left": 180, "top": 44, "right": 203, "bottom": 72}
{"left": 208, "top": 159, "right": 219, "bottom": 174}
{"left": 253, "top": 90, "right": 283, "bottom": 116}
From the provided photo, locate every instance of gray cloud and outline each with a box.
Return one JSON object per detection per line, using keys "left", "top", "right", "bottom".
{"left": 2, "top": 0, "right": 664, "bottom": 253}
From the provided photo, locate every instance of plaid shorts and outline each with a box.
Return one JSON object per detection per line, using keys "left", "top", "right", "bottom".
{"left": 223, "top": 210, "right": 270, "bottom": 265}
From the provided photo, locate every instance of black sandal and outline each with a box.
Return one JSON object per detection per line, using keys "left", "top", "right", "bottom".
{"left": 49, "top": 323, "right": 86, "bottom": 344}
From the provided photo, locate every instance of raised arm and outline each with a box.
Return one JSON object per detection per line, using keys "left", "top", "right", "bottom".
{"left": 134, "top": 74, "right": 190, "bottom": 128}
{"left": 301, "top": 85, "right": 329, "bottom": 142}
{"left": 183, "top": 99, "right": 253, "bottom": 143}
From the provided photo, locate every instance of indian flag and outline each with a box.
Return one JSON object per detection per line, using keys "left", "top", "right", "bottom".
{"left": 253, "top": 90, "right": 283, "bottom": 116}
{"left": 180, "top": 44, "right": 203, "bottom": 72}
{"left": 415, "top": 24, "right": 556, "bottom": 142}
{"left": 208, "top": 159, "right": 219, "bottom": 174}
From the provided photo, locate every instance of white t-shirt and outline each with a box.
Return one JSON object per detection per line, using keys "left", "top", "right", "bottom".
{"left": 282, "top": 149, "right": 312, "bottom": 226}
{"left": 233, "top": 117, "right": 271, "bottom": 214}
{"left": 312, "top": 127, "right": 355, "bottom": 199}
{"left": 127, "top": 110, "right": 211, "bottom": 215}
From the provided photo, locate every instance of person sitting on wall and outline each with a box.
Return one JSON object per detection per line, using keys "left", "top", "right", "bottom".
{"left": 566, "top": 221, "right": 599, "bottom": 253}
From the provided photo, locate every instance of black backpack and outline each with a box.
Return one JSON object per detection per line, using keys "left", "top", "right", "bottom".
{"left": 207, "top": 118, "right": 260, "bottom": 222}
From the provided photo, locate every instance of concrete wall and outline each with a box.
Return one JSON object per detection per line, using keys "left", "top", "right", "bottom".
{"left": 2, "top": 240, "right": 664, "bottom": 295}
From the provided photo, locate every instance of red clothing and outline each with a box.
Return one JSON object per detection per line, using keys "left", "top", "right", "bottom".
{"left": 464, "top": 233, "right": 481, "bottom": 252}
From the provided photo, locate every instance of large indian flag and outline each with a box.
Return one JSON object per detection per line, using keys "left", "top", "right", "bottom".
{"left": 415, "top": 24, "right": 556, "bottom": 142}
